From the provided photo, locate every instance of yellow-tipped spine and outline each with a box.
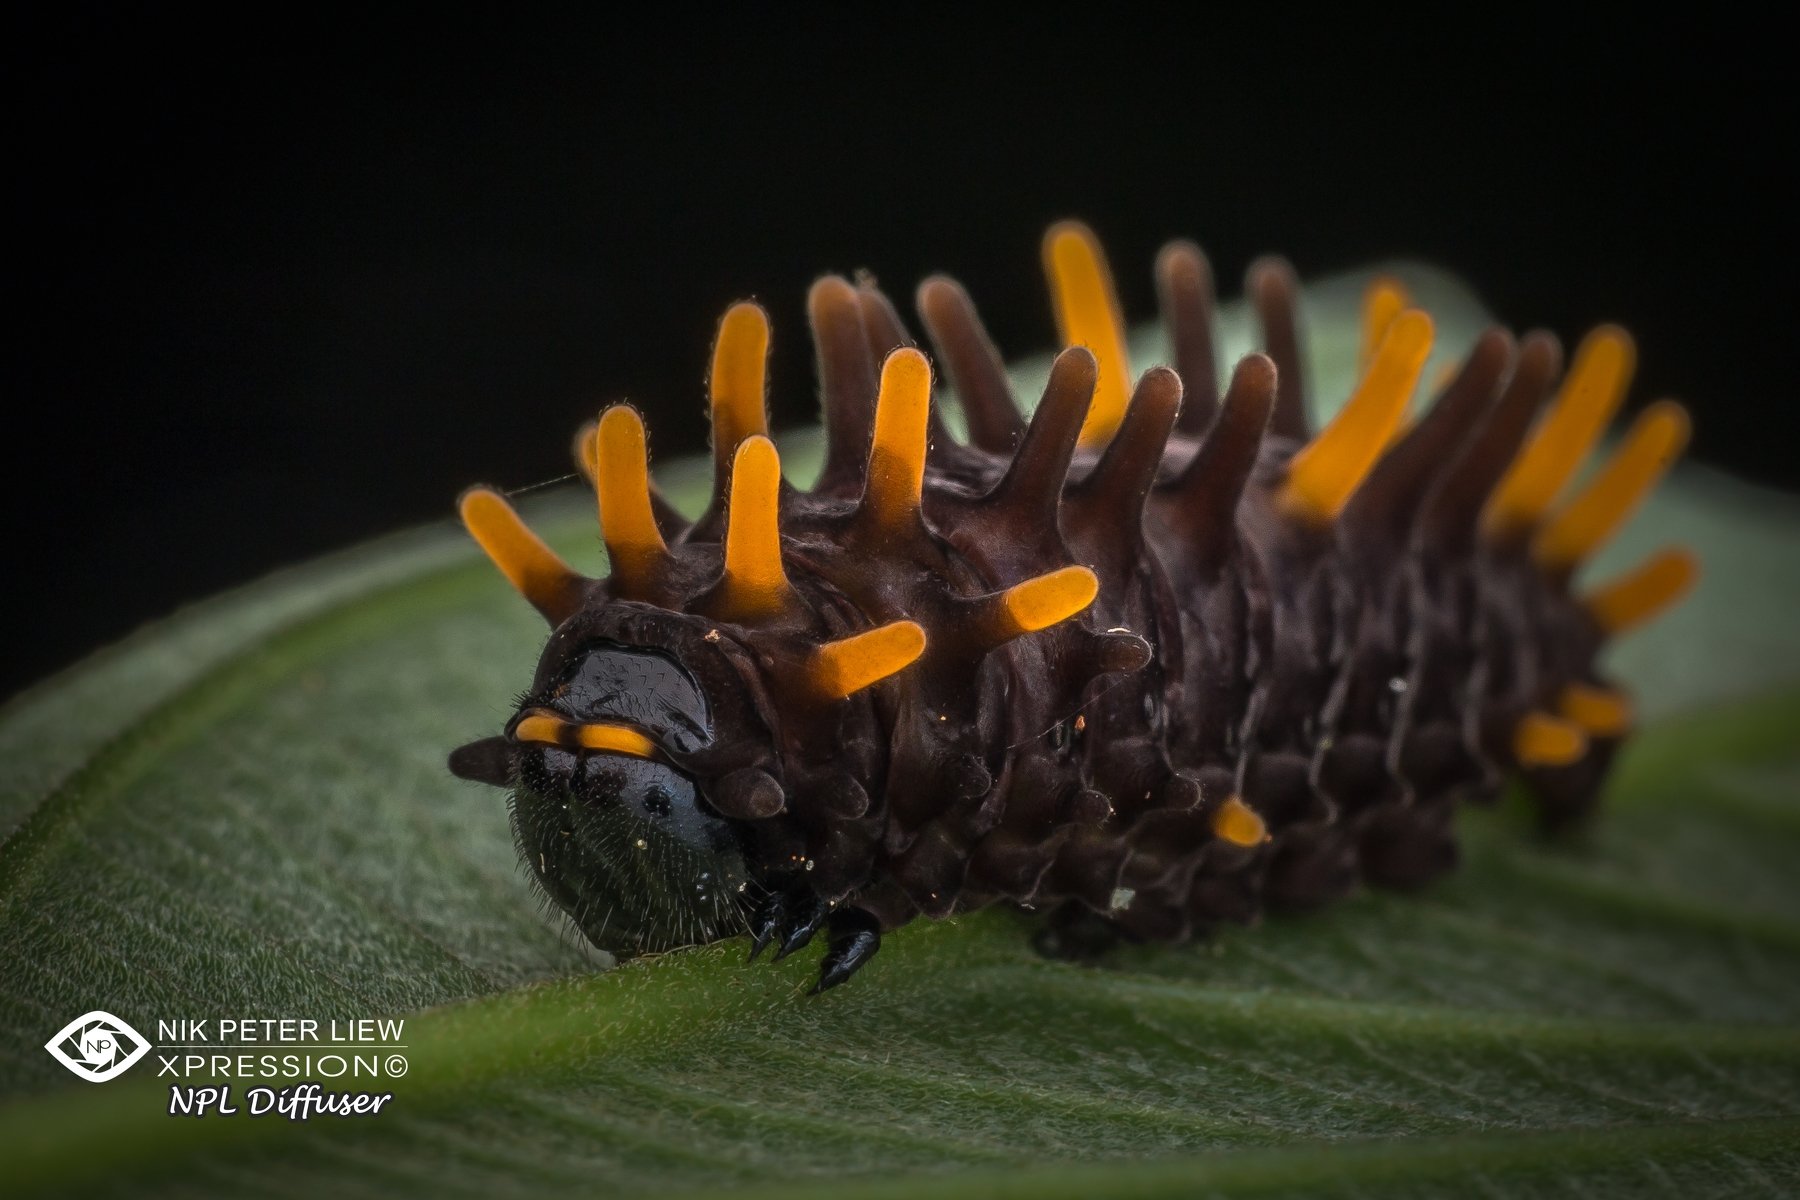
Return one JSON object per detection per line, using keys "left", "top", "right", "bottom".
{"left": 1583, "top": 547, "right": 1699, "bottom": 635}
{"left": 810, "top": 620, "right": 928, "bottom": 699}
{"left": 1211, "top": 796, "right": 1268, "bottom": 847}
{"left": 976, "top": 566, "right": 1099, "bottom": 646}
{"left": 459, "top": 487, "right": 586, "bottom": 625}
{"left": 1483, "top": 325, "right": 1636, "bottom": 540}
{"left": 593, "top": 405, "right": 670, "bottom": 593}
{"left": 1281, "top": 309, "right": 1434, "bottom": 524}
{"left": 710, "top": 301, "right": 771, "bottom": 473}
{"left": 1044, "top": 221, "right": 1132, "bottom": 449}
{"left": 1532, "top": 401, "right": 1689, "bottom": 572}
{"left": 715, "top": 435, "right": 796, "bottom": 620}
{"left": 1358, "top": 276, "right": 1410, "bottom": 374}
{"left": 1557, "top": 683, "right": 1634, "bottom": 738}
{"left": 1513, "top": 711, "right": 1588, "bottom": 767}
{"left": 862, "top": 348, "right": 932, "bottom": 528}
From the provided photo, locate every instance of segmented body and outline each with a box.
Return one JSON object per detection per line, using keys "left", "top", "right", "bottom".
{"left": 452, "top": 223, "right": 1694, "bottom": 990}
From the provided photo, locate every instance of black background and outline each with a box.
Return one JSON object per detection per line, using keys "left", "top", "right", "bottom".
{"left": 7, "top": 12, "right": 1793, "bottom": 698}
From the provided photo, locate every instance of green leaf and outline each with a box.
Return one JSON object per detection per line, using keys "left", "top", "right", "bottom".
{"left": 5, "top": 268, "right": 1799, "bottom": 1198}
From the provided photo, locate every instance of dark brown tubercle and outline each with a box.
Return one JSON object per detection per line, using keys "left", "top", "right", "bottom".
{"left": 452, "top": 221, "right": 1697, "bottom": 992}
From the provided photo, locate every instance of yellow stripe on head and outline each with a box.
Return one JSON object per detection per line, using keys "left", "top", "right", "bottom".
{"left": 513, "top": 712, "right": 658, "bottom": 758}
{"left": 593, "top": 405, "right": 670, "bottom": 593}
{"left": 459, "top": 487, "right": 586, "bottom": 625}
{"left": 511, "top": 713, "right": 570, "bottom": 748}
{"left": 1044, "top": 221, "right": 1131, "bottom": 450}
{"left": 811, "top": 620, "right": 927, "bottom": 699}
{"left": 1359, "top": 276, "right": 1410, "bottom": 374}
{"left": 716, "top": 435, "right": 795, "bottom": 620}
{"left": 710, "top": 301, "right": 770, "bottom": 474}
{"left": 1281, "top": 309, "right": 1433, "bottom": 524}
{"left": 1531, "top": 401, "right": 1689, "bottom": 572}
{"left": 572, "top": 724, "right": 659, "bottom": 757}
{"left": 1482, "top": 324, "right": 1635, "bottom": 541}
{"left": 862, "top": 348, "right": 931, "bottom": 527}
{"left": 1583, "top": 547, "right": 1699, "bottom": 635}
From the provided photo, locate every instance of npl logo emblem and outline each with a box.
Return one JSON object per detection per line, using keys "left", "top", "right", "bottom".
{"left": 45, "top": 1011, "right": 151, "bottom": 1082}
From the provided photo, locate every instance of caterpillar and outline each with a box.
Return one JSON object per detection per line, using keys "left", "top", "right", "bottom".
{"left": 448, "top": 222, "right": 1696, "bottom": 994}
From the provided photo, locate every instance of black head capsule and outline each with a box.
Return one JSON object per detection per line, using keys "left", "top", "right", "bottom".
{"left": 454, "top": 638, "right": 757, "bottom": 957}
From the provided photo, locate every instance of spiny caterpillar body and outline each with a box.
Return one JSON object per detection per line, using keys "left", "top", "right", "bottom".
{"left": 448, "top": 223, "right": 1695, "bottom": 993}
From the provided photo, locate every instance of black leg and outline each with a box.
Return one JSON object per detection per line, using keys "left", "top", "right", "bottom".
{"left": 747, "top": 890, "right": 788, "bottom": 961}
{"left": 811, "top": 908, "right": 881, "bottom": 994}
{"left": 771, "top": 896, "right": 830, "bottom": 961}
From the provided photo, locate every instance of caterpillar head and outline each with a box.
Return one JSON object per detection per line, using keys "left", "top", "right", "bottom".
{"left": 451, "top": 604, "right": 756, "bottom": 957}
{"left": 448, "top": 534, "right": 933, "bottom": 957}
